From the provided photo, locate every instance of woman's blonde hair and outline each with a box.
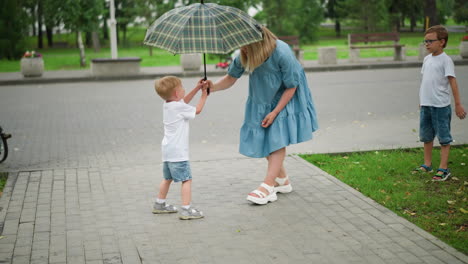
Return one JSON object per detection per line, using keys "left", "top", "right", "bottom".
{"left": 240, "top": 26, "right": 277, "bottom": 72}
{"left": 154, "top": 76, "right": 181, "bottom": 100}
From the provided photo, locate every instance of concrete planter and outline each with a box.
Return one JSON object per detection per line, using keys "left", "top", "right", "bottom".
{"left": 460, "top": 42, "right": 468, "bottom": 59}
{"left": 180, "top": 54, "right": 202, "bottom": 71}
{"left": 21, "top": 57, "right": 44, "bottom": 77}
{"left": 318, "top": 47, "right": 337, "bottom": 65}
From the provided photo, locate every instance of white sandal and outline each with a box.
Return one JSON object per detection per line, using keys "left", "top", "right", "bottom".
{"left": 275, "top": 175, "right": 293, "bottom": 193}
{"left": 246, "top": 183, "right": 277, "bottom": 205}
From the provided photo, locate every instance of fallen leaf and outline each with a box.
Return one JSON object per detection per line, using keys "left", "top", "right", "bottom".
{"left": 412, "top": 129, "right": 417, "bottom": 133}
{"left": 343, "top": 156, "right": 349, "bottom": 159}
{"left": 464, "top": 181, "right": 468, "bottom": 186}
{"left": 452, "top": 177, "right": 460, "bottom": 181}
{"left": 461, "top": 163, "right": 466, "bottom": 166}
{"left": 447, "top": 200, "right": 456, "bottom": 205}
{"left": 439, "top": 223, "right": 447, "bottom": 226}
{"left": 404, "top": 209, "right": 416, "bottom": 216}
{"left": 460, "top": 208, "right": 468, "bottom": 214}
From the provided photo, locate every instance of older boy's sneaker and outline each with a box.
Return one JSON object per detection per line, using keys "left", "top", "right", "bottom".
{"left": 179, "top": 206, "right": 204, "bottom": 220}
{"left": 152, "top": 202, "right": 177, "bottom": 214}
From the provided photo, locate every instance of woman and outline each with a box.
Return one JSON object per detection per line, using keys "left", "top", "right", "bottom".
{"left": 206, "top": 26, "right": 318, "bottom": 205}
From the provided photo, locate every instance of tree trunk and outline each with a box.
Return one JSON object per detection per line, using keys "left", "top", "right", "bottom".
{"left": 85, "top": 32, "right": 92, "bottom": 48}
{"left": 149, "top": 46, "right": 153, "bottom": 56}
{"left": 37, "top": 0, "right": 44, "bottom": 49}
{"left": 335, "top": 19, "right": 341, "bottom": 37}
{"left": 77, "top": 31, "right": 86, "bottom": 67}
{"left": 103, "top": 16, "right": 109, "bottom": 40}
{"left": 46, "top": 25, "right": 53, "bottom": 47}
{"left": 424, "top": 0, "right": 438, "bottom": 29}
{"left": 92, "top": 31, "right": 100, "bottom": 53}
{"left": 410, "top": 15, "right": 416, "bottom": 32}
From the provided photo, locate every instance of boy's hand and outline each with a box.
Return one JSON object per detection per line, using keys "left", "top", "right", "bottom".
{"left": 196, "top": 79, "right": 205, "bottom": 90}
{"left": 456, "top": 105, "right": 466, "bottom": 119}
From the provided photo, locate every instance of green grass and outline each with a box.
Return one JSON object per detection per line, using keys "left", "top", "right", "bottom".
{"left": 0, "top": 27, "right": 465, "bottom": 72}
{"left": 0, "top": 172, "right": 7, "bottom": 197}
{"left": 300, "top": 145, "right": 468, "bottom": 254}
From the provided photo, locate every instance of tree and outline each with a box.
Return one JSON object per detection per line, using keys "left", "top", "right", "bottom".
{"left": 61, "top": 0, "right": 103, "bottom": 66}
{"left": 255, "top": 0, "right": 323, "bottom": 42}
{"left": 322, "top": 0, "right": 346, "bottom": 37}
{"left": 338, "top": 0, "right": 388, "bottom": 32}
{"left": 0, "top": 0, "right": 28, "bottom": 59}
{"left": 424, "top": 0, "right": 439, "bottom": 28}
{"left": 453, "top": 0, "right": 468, "bottom": 25}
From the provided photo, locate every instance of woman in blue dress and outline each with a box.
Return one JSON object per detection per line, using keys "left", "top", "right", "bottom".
{"left": 206, "top": 26, "right": 318, "bottom": 205}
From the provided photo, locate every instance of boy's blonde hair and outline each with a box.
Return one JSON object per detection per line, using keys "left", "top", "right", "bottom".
{"left": 240, "top": 26, "right": 277, "bottom": 72}
{"left": 154, "top": 76, "right": 181, "bottom": 100}
{"left": 425, "top": 25, "right": 449, "bottom": 48}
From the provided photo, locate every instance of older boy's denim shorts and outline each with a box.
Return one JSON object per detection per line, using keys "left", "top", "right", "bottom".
{"left": 419, "top": 105, "right": 452, "bottom": 145}
{"left": 163, "top": 161, "right": 192, "bottom": 182}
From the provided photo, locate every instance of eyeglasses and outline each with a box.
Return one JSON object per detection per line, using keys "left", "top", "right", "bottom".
{"left": 423, "top": 39, "right": 439, "bottom": 44}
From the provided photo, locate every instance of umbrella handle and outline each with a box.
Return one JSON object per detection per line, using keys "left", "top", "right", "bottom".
{"left": 203, "top": 53, "right": 209, "bottom": 95}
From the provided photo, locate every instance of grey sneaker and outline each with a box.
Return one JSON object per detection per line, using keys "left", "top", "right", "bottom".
{"left": 152, "top": 202, "right": 178, "bottom": 214}
{"left": 179, "top": 206, "right": 204, "bottom": 220}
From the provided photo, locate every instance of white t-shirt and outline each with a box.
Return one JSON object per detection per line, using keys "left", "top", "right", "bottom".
{"left": 161, "top": 100, "right": 196, "bottom": 162}
{"left": 419, "top": 52, "right": 455, "bottom": 107}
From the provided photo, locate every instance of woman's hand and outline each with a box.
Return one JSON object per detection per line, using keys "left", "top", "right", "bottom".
{"left": 261, "top": 111, "right": 278, "bottom": 128}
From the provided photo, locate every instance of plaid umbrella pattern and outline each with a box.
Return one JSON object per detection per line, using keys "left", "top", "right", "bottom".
{"left": 143, "top": 3, "right": 263, "bottom": 54}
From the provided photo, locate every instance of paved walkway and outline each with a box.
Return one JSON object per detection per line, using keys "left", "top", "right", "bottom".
{"left": 0, "top": 57, "right": 467, "bottom": 264}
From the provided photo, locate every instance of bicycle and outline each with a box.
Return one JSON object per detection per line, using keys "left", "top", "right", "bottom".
{"left": 0, "top": 126, "right": 12, "bottom": 163}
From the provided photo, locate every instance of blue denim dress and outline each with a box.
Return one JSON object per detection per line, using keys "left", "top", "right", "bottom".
{"left": 228, "top": 40, "right": 319, "bottom": 158}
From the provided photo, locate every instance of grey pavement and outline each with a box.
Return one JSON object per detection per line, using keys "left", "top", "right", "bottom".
{"left": 0, "top": 56, "right": 467, "bottom": 264}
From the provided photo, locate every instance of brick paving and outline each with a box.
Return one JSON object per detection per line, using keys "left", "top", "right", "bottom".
{"left": 0, "top": 61, "right": 467, "bottom": 263}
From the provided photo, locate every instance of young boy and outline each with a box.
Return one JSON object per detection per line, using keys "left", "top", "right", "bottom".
{"left": 413, "top": 25, "right": 466, "bottom": 181}
{"left": 153, "top": 76, "right": 208, "bottom": 219}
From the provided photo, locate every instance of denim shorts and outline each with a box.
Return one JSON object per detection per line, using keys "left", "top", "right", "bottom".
{"left": 163, "top": 161, "right": 192, "bottom": 182}
{"left": 419, "top": 105, "right": 452, "bottom": 145}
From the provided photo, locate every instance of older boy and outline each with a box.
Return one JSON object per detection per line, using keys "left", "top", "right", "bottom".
{"left": 413, "top": 25, "right": 466, "bottom": 181}
{"left": 153, "top": 76, "right": 208, "bottom": 219}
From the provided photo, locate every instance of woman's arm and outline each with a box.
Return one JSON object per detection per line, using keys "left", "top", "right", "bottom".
{"left": 207, "top": 75, "right": 238, "bottom": 93}
{"left": 261, "top": 87, "right": 297, "bottom": 128}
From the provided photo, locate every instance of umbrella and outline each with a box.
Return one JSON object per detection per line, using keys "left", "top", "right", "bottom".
{"left": 143, "top": 1, "right": 263, "bottom": 82}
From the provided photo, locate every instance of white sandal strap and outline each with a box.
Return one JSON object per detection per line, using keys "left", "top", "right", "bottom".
{"left": 251, "top": 189, "right": 267, "bottom": 198}
{"left": 260, "top": 183, "right": 275, "bottom": 194}
{"left": 275, "top": 176, "right": 289, "bottom": 186}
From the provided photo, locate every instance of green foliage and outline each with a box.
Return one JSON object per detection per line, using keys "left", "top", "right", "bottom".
{"left": 0, "top": 0, "right": 28, "bottom": 59}
{"left": 453, "top": 0, "right": 468, "bottom": 24}
{"left": 255, "top": 0, "right": 323, "bottom": 42}
{"left": 338, "top": 0, "right": 389, "bottom": 32}
{"left": 300, "top": 145, "right": 468, "bottom": 254}
{"left": 60, "top": 0, "right": 103, "bottom": 32}
{"left": 0, "top": 172, "right": 7, "bottom": 196}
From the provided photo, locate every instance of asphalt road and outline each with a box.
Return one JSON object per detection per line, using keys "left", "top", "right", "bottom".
{"left": 0, "top": 66, "right": 467, "bottom": 171}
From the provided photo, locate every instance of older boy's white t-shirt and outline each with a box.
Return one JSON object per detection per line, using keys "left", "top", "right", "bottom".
{"left": 161, "top": 100, "right": 196, "bottom": 162}
{"left": 420, "top": 52, "right": 455, "bottom": 107}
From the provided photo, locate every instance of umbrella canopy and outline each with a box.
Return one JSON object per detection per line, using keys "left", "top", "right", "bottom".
{"left": 143, "top": 3, "right": 263, "bottom": 54}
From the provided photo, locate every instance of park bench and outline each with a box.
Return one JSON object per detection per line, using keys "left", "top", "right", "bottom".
{"left": 53, "top": 41, "right": 69, "bottom": 48}
{"left": 91, "top": 57, "right": 141, "bottom": 77}
{"left": 348, "top": 32, "right": 405, "bottom": 62}
{"left": 278, "top": 35, "right": 303, "bottom": 63}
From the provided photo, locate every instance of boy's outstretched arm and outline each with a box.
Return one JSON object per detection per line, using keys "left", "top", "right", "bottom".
{"left": 448, "top": 76, "right": 466, "bottom": 119}
{"left": 195, "top": 86, "right": 208, "bottom": 115}
{"left": 184, "top": 79, "right": 204, "bottom": 104}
